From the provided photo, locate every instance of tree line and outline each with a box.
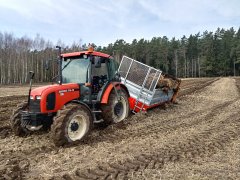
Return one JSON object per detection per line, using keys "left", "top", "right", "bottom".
{"left": 0, "top": 27, "right": 240, "bottom": 85}
{"left": 100, "top": 27, "right": 240, "bottom": 78}
{"left": 0, "top": 33, "right": 82, "bottom": 84}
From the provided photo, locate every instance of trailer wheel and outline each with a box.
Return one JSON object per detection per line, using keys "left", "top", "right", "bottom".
{"left": 51, "top": 103, "right": 93, "bottom": 146}
{"left": 101, "top": 88, "right": 129, "bottom": 124}
{"left": 10, "top": 102, "right": 29, "bottom": 136}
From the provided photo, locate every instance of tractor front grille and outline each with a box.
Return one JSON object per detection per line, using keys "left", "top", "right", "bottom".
{"left": 29, "top": 99, "right": 41, "bottom": 112}
{"left": 21, "top": 112, "right": 31, "bottom": 127}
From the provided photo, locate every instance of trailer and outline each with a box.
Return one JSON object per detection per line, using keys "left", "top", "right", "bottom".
{"left": 118, "top": 56, "right": 180, "bottom": 113}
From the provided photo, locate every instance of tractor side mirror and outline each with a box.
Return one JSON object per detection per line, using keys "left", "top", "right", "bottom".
{"left": 29, "top": 71, "right": 35, "bottom": 79}
{"left": 45, "top": 60, "right": 50, "bottom": 70}
{"left": 94, "top": 57, "right": 101, "bottom": 68}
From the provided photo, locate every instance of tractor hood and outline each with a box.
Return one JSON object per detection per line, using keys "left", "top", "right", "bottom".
{"left": 30, "top": 83, "right": 80, "bottom": 113}
{"left": 30, "top": 83, "right": 79, "bottom": 99}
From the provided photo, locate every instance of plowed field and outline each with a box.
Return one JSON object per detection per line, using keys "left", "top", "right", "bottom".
{"left": 0, "top": 77, "right": 240, "bottom": 179}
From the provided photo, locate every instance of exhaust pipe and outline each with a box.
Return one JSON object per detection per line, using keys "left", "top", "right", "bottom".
{"left": 28, "top": 71, "right": 35, "bottom": 106}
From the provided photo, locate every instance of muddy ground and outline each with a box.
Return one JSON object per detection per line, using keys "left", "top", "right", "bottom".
{"left": 0, "top": 77, "right": 240, "bottom": 179}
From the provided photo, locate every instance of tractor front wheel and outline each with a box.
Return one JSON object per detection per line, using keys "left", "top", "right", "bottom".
{"left": 51, "top": 104, "right": 93, "bottom": 146}
{"left": 101, "top": 88, "right": 130, "bottom": 124}
{"left": 10, "top": 102, "right": 29, "bottom": 136}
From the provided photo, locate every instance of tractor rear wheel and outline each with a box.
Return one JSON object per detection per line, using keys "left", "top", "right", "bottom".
{"left": 101, "top": 88, "right": 129, "bottom": 124}
{"left": 51, "top": 103, "right": 93, "bottom": 146}
{"left": 10, "top": 102, "right": 29, "bottom": 136}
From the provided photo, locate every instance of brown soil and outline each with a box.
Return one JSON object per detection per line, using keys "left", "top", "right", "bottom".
{"left": 0, "top": 77, "right": 240, "bottom": 179}
{"left": 0, "top": 83, "right": 50, "bottom": 98}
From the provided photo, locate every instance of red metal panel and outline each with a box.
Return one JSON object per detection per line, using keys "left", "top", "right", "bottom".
{"left": 30, "top": 83, "right": 80, "bottom": 113}
{"left": 129, "top": 96, "right": 170, "bottom": 113}
{"left": 61, "top": 51, "right": 111, "bottom": 58}
{"left": 128, "top": 97, "right": 148, "bottom": 112}
{"left": 101, "top": 82, "right": 121, "bottom": 104}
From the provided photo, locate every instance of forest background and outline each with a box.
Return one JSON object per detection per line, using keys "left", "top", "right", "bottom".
{"left": 0, "top": 27, "right": 239, "bottom": 84}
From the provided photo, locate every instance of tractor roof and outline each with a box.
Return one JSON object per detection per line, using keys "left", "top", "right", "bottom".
{"left": 61, "top": 51, "right": 111, "bottom": 58}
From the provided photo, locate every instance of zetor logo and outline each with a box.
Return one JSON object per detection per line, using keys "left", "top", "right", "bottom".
{"left": 58, "top": 89, "right": 75, "bottom": 94}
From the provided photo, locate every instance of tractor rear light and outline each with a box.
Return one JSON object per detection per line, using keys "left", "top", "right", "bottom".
{"left": 36, "top": 95, "right": 41, "bottom": 100}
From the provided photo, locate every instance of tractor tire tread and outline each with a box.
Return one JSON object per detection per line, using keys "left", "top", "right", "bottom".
{"left": 10, "top": 101, "right": 29, "bottom": 136}
{"left": 51, "top": 103, "right": 93, "bottom": 147}
{"left": 101, "top": 88, "right": 129, "bottom": 124}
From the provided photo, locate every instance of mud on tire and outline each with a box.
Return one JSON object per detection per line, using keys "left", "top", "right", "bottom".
{"left": 10, "top": 101, "right": 29, "bottom": 136}
{"left": 51, "top": 103, "right": 93, "bottom": 146}
{"left": 101, "top": 88, "right": 130, "bottom": 124}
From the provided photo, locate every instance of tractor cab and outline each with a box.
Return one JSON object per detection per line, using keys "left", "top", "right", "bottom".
{"left": 61, "top": 50, "right": 119, "bottom": 103}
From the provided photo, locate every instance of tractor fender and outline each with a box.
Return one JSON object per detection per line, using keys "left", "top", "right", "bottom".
{"left": 100, "top": 82, "right": 130, "bottom": 104}
{"left": 68, "top": 100, "right": 94, "bottom": 120}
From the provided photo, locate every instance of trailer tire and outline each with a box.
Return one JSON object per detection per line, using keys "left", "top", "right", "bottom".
{"left": 101, "top": 88, "right": 129, "bottom": 124}
{"left": 10, "top": 102, "right": 29, "bottom": 136}
{"left": 51, "top": 103, "right": 93, "bottom": 147}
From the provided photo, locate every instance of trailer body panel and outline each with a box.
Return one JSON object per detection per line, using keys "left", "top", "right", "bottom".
{"left": 118, "top": 56, "right": 175, "bottom": 112}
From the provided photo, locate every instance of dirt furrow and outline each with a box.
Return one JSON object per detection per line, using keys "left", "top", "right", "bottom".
{"left": 0, "top": 96, "right": 26, "bottom": 124}
{"left": 0, "top": 77, "right": 239, "bottom": 179}
{"left": 70, "top": 113, "right": 240, "bottom": 179}
{"left": 56, "top": 77, "right": 240, "bottom": 179}
{"left": 179, "top": 78, "right": 219, "bottom": 97}
{"left": 84, "top": 98, "right": 237, "bottom": 146}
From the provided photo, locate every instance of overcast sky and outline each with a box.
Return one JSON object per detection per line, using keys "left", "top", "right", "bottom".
{"left": 0, "top": 0, "right": 239, "bottom": 46}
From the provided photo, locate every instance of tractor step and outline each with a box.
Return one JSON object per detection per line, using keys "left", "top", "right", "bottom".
{"left": 93, "top": 119, "right": 104, "bottom": 123}
{"left": 92, "top": 110, "right": 102, "bottom": 113}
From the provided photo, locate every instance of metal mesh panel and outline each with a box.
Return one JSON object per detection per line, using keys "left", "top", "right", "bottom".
{"left": 127, "top": 60, "right": 149, "bottom": 86}
{"left": 144, "top": 69, "right": 157, "bottom": 90}
{"left": 149, "top": 71, "right": 161, "bottom": 91}
{"left": 119, "top": 57, "right": 132, "bottom": 78}
{"left": 119, "top": 56, "right": 162, "bottom": 92}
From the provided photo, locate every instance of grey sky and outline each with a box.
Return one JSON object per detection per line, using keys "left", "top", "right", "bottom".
{"left": 0, "top": 0, "right": 239, "bottom": 46}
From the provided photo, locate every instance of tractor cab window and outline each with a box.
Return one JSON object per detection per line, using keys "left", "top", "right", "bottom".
{"left": 62, "top": 56, "right": 90, "bottom": 84}
{"left": 91, "top": 56, "right": 108, "bottom": 93}
{"left": 91, "top": 57, "right": 108, "bottom": 77}
{"left": 108, "top": 58, "right": 119, "bottom": 80}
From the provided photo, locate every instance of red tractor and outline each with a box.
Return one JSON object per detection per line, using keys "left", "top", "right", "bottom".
{"left": 11, "top": 46, "right": 130, "bottom": 146}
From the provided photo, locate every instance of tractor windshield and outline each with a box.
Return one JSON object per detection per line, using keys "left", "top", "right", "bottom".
{"left": 62, "top": 57, "right": 90, "bottom": 84}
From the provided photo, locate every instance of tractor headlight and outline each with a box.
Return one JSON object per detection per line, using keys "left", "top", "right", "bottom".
{"left": 30, "top": 96, "right": 34, "bottom": 100}
{"left": 36, "top": 95, "right": 41, "bottom": 100}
